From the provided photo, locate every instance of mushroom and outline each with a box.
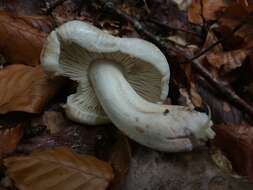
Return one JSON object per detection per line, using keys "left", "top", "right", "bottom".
{"left": 41, "top": 21, "right": 215, "bottom": 152}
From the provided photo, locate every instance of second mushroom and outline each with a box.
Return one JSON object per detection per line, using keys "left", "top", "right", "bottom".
{"left": 41, "top": 21, "right": 215, "bottom": 152}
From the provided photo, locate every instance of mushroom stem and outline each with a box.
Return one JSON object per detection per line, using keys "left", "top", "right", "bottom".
{"left": 89, "top": 60, "right": 215, "bottom": 152}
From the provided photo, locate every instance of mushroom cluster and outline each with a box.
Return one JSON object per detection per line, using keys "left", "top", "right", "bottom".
{"left": 41, "top": 21, "right": 215, "bottom": 152}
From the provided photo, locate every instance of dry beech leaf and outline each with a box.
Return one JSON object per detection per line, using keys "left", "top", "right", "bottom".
{"left": 206, "top": 49, "right": 248, "bottom": 72}
{"left": 188, "top": 0, "right": 203, "bottom": 24}
{"left": 188, "top": 0, "right": 228, "bottom": 24}
{"left": 4, "top": 147, "right": 114, "bottom": 190}
{"left": 0, "top": 125, "right": 23, "bottom": 157}
{"left": 0, "top": 11, "right": 47, "bottom": 66}
{"left": 43, "top": 111, "right": 66, "bottom": 134}
{"left": 109, "top": 134, "right": 131, "bottom": 189}
{"left": 202, "top": 0, "right": 228, "bottom": 21}
{"left": 0, "top": 64, "right": 61, "bottom": 114}
{"left": 202, "top": 30, "right": 223, "bottom": 53}
{"left": 190, "top": 82, "right": 203, "bottom": 107}
{"left": 213, "top": 124, "right": 253, "bottom": 181}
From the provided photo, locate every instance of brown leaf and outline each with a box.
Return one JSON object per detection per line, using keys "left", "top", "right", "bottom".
{"left": 188, "top": 0, "right": 203, "bottom": 24}
{"left": 0, "top": 64, "right": 62, "bottom": 114}
{"left": 190, "top": 82, "right": 203, "bottom": 107}
{"left": 43, "top": 111, "right": 66, "bottom": 134}
{"left": 213, "top": 124, "right": 253, "bottom": 181}
{"left": 0, "top": 125, "right": 23, "bottom": 157}
{"left": 202, "top": 30, "right": 223, "bottom": 53}
{"left": 188, "top": 0, "right": 228, "bottom": 24}
{"left": 218, "top": 3, "right": 252, "bottom": 29}
{"left": 4, "top": 147, "right": 114, "bottom": 190}
{"left": 0, "top": 11, "right": 47, "bottom": 66}
{"left": 202, "top": 0, "right": 228, "bottom": 21}
{"left": 109, "top": 134, "right": 131, "bottom": 190}
{"left": 206, "top": 49, "right": 248, "bottom": 72}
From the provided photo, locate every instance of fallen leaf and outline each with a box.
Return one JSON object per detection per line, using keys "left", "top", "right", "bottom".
{"left": 213, "top": 124, "right": 253, "bottom": 181}
{"left": 167, "top": 35, "right": 188, "bottom": 46}
{"left": 43, "top": 111, "right": 66, "bottom": 134}
{"left": 178, "top": 88, "right": 195, "bottom": 108}
{"left": 202, "top": 30, "right": 223, "bottom": 53}
{"left": 4, "top": 147, "right": 114, "bottom": 190}
{"left": 173, "top": 0, "right": 192, "bottom": 10}
{"left": 109, "top": 134, "right": 131, "bottom": 189}
{"left": 188, "top": 0, "right": 228, "bottom": 24}
{"left": 188, "top": 0, "right": 203, "bottom": 24}
{"left": 202, "top": 0, "right": 228, "bottom": 21}
{"left": 0, "top": 125, "right": 23, "bottom": 157}
{"left": 0, "top": 64, "right": 62, "bottom": 114}
{"left": 0, "top": 11, "right": 47, "bottom": 66}
{"left": 190, "top": 82, "right": 203, "bottom": 107}
{"left": 211, "top": 148, "right": 234, "bottom": 175}
{"left": 206, "top": 49, "right": 248, "bottom": 72}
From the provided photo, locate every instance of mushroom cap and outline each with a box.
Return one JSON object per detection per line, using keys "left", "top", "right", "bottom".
{"left": 40, "top": 21, "right": 170, "bottom": 125}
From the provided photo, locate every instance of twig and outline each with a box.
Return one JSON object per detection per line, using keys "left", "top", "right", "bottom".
{"left": 147, "top": 18, "right": 202, "bottom": 38}
{"left": 96, "top": 0, "right": 253, "bottom": 117}
{"left": 98, "top": 0, "right": 186, "bottom": 58}
{"left": 188, "top": 13, "right": 253, "bottom": 62}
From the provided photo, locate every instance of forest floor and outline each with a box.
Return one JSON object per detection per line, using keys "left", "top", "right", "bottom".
{"left": 0, "top": 0, "right": 253, "bottom": 190}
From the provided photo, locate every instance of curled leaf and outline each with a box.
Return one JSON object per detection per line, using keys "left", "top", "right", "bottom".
{"left": 0, "top": 64, "right": 62, "bottom": 114}
{"left": 4, "top": 147, "right": 114, "bottom": 190}
{"left": 0, "top": 11, "right": 47, "bottom": 66}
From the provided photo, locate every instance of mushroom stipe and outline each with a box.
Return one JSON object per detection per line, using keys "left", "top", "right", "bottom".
{"left": 40, "top": 21, "right": 215, "bottom": 152}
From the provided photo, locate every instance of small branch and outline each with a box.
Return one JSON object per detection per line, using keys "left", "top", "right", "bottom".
{"left": 188, "top": 12, "right": 253, "bottom": 63}
{"left": 192, "top": 59, "right": 253, "bottom": 117}
{"left": 96, "top": 0, "right": 253, "bottom": 118}
{"left": 147, "top": 18, "right": 202, "bottom": 38}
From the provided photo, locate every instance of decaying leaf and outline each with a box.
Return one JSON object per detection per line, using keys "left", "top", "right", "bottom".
{"left": 4, "top": 147, "right": 114, "bottom": 190}
{"left": 0, "top": 11, "right": 47, "bottom": 66}
{"left": 109, "top": 134, "right": 131, "bottom": 189}
{"left": 202, "top": 0, "right": 228, "bottom": 21}
{"left": 0, "top": 125, "right": 23, "bottom": 157}
{"left": 202, "top": 30, "right": 223, "bottom": 53}
{"left": 43, "top": 111, "right": 66, "bottom": 134}
{"left": 188, "top": 0, "right": 228, "bottom": 24}
{"left": 207, "top": 49, "right": 248, "bottom": 72}
{"left": 213, "top": 124, "right": 253, "bottom": 181}
{"left": 188, "top": 0, "right": 203, "bottom": 24}
{"left": 190, "top": 82, "right": 203, "bottom": 107}
{"left": 211, "top": 148, "right": 234, "bottom": 175}
{"left": 0, "top": 64, "right": 62, "bottom": 114}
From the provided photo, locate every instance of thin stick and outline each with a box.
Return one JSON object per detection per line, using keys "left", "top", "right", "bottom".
{"left": 96, "top": 0, "right": 253, "bottom": 117}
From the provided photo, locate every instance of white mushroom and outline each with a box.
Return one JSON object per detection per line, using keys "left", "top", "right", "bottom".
{"left": 41, "top": 21, "right": 215, "bottom": 152}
